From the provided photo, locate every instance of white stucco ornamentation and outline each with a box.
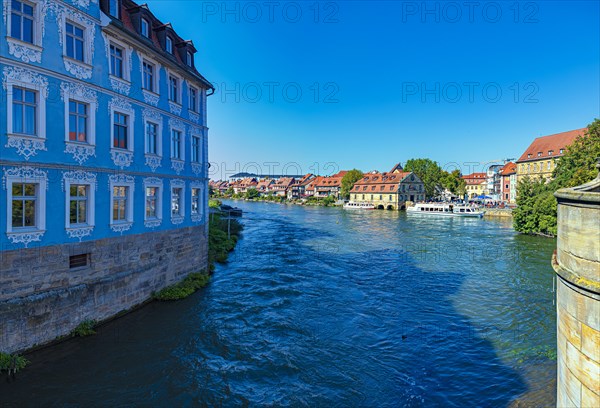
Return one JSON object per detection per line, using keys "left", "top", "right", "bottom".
{"left": 191, "top": 163, "right": 202, "bottom": 176}
{"left": 110, "top": 77, "right": 131, "bottom": 95}
{"left": 108, "top": 96, "right": 132, "bottom": 113}
{"left": 145, "top": 155, "right": 162, "bottom": 172}
{"left": 3, "top": 166, "right": 48, "bottom": 190}
{"left": 110, "top": 223, "right": 132, "bottom": 234}
{"left": 171, "top": 160, "right": 185, "bottom": 175}
{"left": 169, "top": 101, "right": 182, "bottom": 116}
{"left": 2, "top": 66, "right": 49, "bottom": 96}
{"left": 7, "top": 231, "right": 44, "bottom": 248}
{"left": 108, "top": 173, "right": 135, "bottom": 186}
{"left": 66, "top": 226, "right": 93, "bottom": 242}
{"left": 111, "top": 150, "right": 134, "bottom": 169}
{"left": 63, "top": 59, "right": 92, "bottom": 79}
{"left": 143, "top": 91, "right": 159, "bottom": 106}
{"left": 143, "top": 108, "right": 162, "bottom": 124}
{"left": 60, "top": 82, "right": 98, "bottom": 105}
{"left": 6, "top": 136, "right": 47, "bottom": 161}
{"left": 188, "top": 111, "right": 200, "bottom": 124}
{"left": 169, "top": 118, "right": 185, "bottom": 130}
{"left": 61, "top": 170, "right": 97, "bottom": 191}
{"left": 7, "top": 40, "right": 42, "bottom": 63}
{"left": 65, "top": 143, "right": 96, "bottom": 165}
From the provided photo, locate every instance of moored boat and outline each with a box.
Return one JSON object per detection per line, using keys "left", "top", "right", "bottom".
{"left": 407, "top": 203, "right": 484, "bottom": 218}
{"left": 343, "top": 201, "right": 376, "bottom": 210}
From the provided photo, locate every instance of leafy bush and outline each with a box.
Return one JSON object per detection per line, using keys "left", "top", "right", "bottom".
{"left": 71, "top": 320, "right": 97, "bottom": 337}
{"left": 154, "top": 272, "right": 210, "bottom": 301}
{"left": 208, "top": 214, "right": 242, "bottom": 269}
{"left": 209, "top": 199, "right": 222, "bottom": 208}
{"left": 0, "top": 352, "right": 29, "bottom": 374}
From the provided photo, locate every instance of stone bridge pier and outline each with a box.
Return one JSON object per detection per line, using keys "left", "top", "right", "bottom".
{"left": 552, "top": 162, "right": 600, "bottom": 407}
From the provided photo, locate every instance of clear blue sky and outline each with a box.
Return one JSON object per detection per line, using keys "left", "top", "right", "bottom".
{"left": 146, "top": 0, "right": 599, "bottom": 179}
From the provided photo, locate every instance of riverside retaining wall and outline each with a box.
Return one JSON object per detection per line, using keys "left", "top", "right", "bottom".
{"left": 0, "top": 225, "right": 208, "bottom": 354}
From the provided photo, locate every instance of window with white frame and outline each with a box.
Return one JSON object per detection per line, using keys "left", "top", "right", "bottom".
{"left": 145, "top": 121, "right": 159, "bottom": 155}
{"left": 6, "top": 175, "right": 47, "bottom": 235}
{"left": 186, "top": 51, "right": 193, "bottom": 66}
{"left": 65, "top": 21, "right": 85, "bottom": 62}
{"left": 5, "top": 71, "right": 47, "bottom": 141}
{"left": 12, "top": 87, "right": 37, "bottom": 136}
{"left": 10, "top": 0, "right": 35, "bottom": 43}
{"left": 142, "top": 60, "right": 156, "bottom": 92}
{"left": 111, "top": 185, "right": 132, "bottom": 223}
{"left": 191, "top": 188, "right": 200, "bottom": 216}
{"left": 68, "top": 100, "right": 88, "bottom": 142}
{"left": 11, "top": 183, "right": 38, "bottom": 229}
{"left": 189, "top": 86, "right": 198, "bottom": 112}
{"left": 113, "top": 112, "right": 129, "bottom": 149}
{"left": 171, "top": 128, "right": 183, "bottom": 160}
{"left": 171, "top": 186, "right": 183, "bottom": 218}
{"left": 166, "top": 36, "right": 173, "bottom": 53}
{"left": 110, "top": 43, "right": 124, "bottom": 78}
{"left": 141, "top": 18, "right": 150, "bottom": 38}
{"left": 65, "top": 182, "right": 95, "bottom": 229}
{"left": 145, "top": 186, "right": 159, "bottom": 219}
{"left": 191, "top": 134, "right": 201, "bottom": 163}
{"left": 169, "top": 74, "right": 180, "bottom": 103}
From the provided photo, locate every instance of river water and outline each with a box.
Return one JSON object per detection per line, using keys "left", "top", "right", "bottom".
{"left": 1, "top": 200, "right": 557, "bottom": 407}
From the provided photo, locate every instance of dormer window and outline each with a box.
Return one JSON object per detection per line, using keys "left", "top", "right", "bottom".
{"left": 548, "top": 150, "right": 554, "bottom": 156}
{"left": 560, "top": 148, "right": 565, "bottom": 154}
{"left": 108, "top": 0, "right": 120, "bottom": 18}
{"left": 537, "top": 152, "right": 542, "bottom": 157}
{"left": 141, "top": 18, "right": 150, "bottom": 38}
{"left": 187, "top": 51, "right": 193, "bottom": 66}
{"left": 527, "top": 154, "right": 532, "bottom": 158}
{"left": 166, "top": 36, "right": 173, "bottom": 54}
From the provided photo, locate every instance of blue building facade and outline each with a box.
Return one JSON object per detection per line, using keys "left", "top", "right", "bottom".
{"left": 0, "top": 0, "right": 212, "bottom": 248}
{"left": 0, "top": 0, "right": 213, "bottom": 352}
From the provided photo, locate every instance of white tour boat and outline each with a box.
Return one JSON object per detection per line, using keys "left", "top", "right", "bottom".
{"left": 343, "top": 201, "right": 376, "bottom": 210}
{"left": 406, "top": 203, "right": 484, "bottom": 218}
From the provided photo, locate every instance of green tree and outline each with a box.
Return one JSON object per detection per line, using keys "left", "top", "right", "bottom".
{"left": 403, "top": 158, "right": 444, "bottom": 198}
{"left": 553, "top": 119, "right": 600, "bottom": 187}
{"left": 245, "top": 188, "right": 260, "bottom": 200}
{"left": 225, "top": 187, "right": 234, "bottom": 196}
{"left": 340, "top": 169, "right": 364, "bottom": 199}
{"left": 440, "top": 169, "right": 467, "bottom": 196}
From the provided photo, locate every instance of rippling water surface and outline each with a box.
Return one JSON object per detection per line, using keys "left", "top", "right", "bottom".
{"left": 0, "top": 201, "right": 557, "bottom": 407}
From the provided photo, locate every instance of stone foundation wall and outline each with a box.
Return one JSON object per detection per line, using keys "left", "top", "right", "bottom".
{"left": 556, "top": 279, "right": 600, "bottom": 407}
{"left": 0, "top": 225, "right": 208, "bottom": 353}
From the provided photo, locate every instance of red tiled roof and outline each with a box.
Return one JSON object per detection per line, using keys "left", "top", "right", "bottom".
{"left": 462, "top": 173, "right": 487, "bottom": 185}
{"left": 114, "top": 0, "right": 212, "bottom": 89}
{"left": 500, "top": 162, "right": 517, "bottom": 175}
{"left": 517, "top": 128, "right": 586, "bottom": 163}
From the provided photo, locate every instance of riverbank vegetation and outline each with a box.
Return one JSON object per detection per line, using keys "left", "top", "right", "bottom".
{"left": 154, "top": 272, "right": 211, "bottom": 300}
{"left": 154, "top": 211, "right": 243, "bottom": 301}
{"left": 0, "top": 352, "right": 28, "bottom": 374}
{"left": 513, "top": 119, "right": 600, "bottom": 237}
{"left": 70, "top": 320, "right": 97, "bottom": 337}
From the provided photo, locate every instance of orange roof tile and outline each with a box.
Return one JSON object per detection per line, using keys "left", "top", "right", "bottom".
{"left": 517, "top": 128, "right": 586, "bottom": 163}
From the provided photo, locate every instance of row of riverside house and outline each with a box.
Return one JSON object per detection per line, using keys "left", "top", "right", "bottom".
{"left": 210, "top": 127, "right": 588, "bottom": 207}
{"left": 461, "top": 128, "right": 586, "bottom": 203}
{"left": 210, "top": 171, "right": 349, "bottom": 200}
{"left": 210, "top": 166, "right": 427, "bottom": 210}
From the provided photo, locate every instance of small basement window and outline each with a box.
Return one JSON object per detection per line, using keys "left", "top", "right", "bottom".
{"left": 69, "top": 253, "right": 89, "bottom": 269}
